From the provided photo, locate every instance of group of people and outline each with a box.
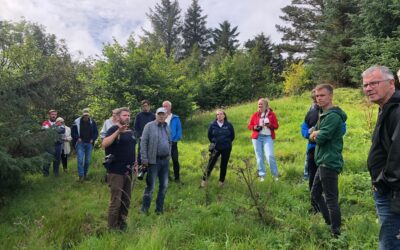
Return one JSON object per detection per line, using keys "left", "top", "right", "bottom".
{"left": 41, "top": 65, "right": 400, "bottom": 248}
{"left": 42, "top": 108, "right": 99, "bottom": 181}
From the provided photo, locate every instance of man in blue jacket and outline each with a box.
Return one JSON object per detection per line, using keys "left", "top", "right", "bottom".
{"left": 163, "top": 100, "right": 182, "bottom": 183}
{"left": 72, "top": 108, "right": 99, "bottom": 181}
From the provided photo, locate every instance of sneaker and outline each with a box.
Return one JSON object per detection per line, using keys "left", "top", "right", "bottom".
{"left": 218, "top": 181, "right": 224, "bottom": 187}
{"left": 200, "top": 180, "right": 207, "bottom": 188}
{"left": 78, "top": 176, "right": 84, "bottom": 182}
{"left": 259, "top": 177, "right": 265, "bottom": 182}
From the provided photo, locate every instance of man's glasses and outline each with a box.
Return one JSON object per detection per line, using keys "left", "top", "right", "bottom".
{"left": 363, "top": 79, "right": 391, "bottom": 89}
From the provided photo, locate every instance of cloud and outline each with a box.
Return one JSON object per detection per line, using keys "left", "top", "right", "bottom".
{"left": 1, "top": 0, "right": 291, "bottom": 58}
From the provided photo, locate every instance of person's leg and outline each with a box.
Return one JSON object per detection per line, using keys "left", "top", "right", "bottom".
{"left": 311, "top": 167, "right": 330, "bottom": 225}
{"left": 76, "top": 143, "right": 85, "bottom": 178}
{"left": 374, "top": 191, "right": 400, "bottom": 249}
{"left": 303, "top": 152, "right": 309, "bottom": 180}
{"left": 203, "top": 150, "right": 221, "bottom": 180}
{"left": 107, "top": 173, "right": 124, "bottom": 229}
{"left": 252, "top": 137, "right": 266, "bottom": 178}
{"left": 142, "top": 164, "right": 158, "bottom": 213}
{"left": 264, "top": 135, "right": 279, "bottom": 178}
{"left": 307, "top": 148, "right": 319, "bottom": 212}
{"left": 53, "top": 144, "right": 62, "bottom": 176}
{"left": 219, "top": 148, "right": 232, "bottom": 183}
{"left": 119, "top": 174, "right": 132, "bottom": 230}
{"left": 319, "top": 167, "right": 341, "bottom": 235}
{"left": 83, "top": 143, "right": 93, "bottom": 177}
{"left": 61, "top": 151, "right": 68, "bottom": 171}
{"left": 171, "top": 142, "right": 180, "bottom": 181}
{"left": 155, "top": 159, "right": 169, "bottom": 213}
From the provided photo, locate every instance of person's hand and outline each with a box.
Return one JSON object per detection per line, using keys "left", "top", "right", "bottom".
{"left": 118, "top": 124, "right": 128, "bottom": 133}
{"left": 89, "top": 139, "right": 93, "bottom": 144}
{"left": 265, "top": 123, "right": 270, "bottom": 128}
{"left": 310, "top": 131, "right": 319, "bottom": 142}
{"left": 78, "top": 138, "right": 82, "bottom": 142}
{"left": 308, "top": 126, "right": 315, "bottom": 134}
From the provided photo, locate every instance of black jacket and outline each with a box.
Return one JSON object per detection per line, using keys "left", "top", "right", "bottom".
{"left": 208, "top": 120, "right": 235, "bottom": 150}
{"left": 134, "top": 111, "right": 155, "bottom": 138}
{"left": 368, "top": 90, "right": 400, "bottom": 192}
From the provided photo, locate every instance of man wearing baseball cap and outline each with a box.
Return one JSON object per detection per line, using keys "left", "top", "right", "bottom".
{"left": 71, "top": 108, "right": 99, "bottom": 181}
{"left": 140, "top": 107, "right": 171, "bottom": 215}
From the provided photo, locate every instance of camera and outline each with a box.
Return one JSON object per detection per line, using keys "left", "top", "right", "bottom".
{"left": 103, "top": 154, "right": 115, "bottom": 170}
{"left": 137, "top": 165, "right": 147, "bottom": 180}
{"left": 254, "top": 125, "right": 263, "bottom": 132}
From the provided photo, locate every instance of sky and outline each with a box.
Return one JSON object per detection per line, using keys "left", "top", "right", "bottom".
{"left": 1, "top": 0, "right": 292, "bottom": 59}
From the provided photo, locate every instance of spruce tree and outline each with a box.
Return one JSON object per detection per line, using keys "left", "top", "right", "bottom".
{"left": 182, "top": 0, "right": 211, "bottom": 57}
{"left": 143, "top": 0, "right": 182, "bottom": 58}
{"left": 276, "top": 0, "right": 324, "bottom": 59}
{"left": 211, "top": 20, "right": 240, "bottom": 55}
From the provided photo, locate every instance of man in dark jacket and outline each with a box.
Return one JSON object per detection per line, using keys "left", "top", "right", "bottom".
{"left": 134, "top": 100, "right": 155, "bottom": 165}
{"left": 72, "top": 108, "right": 99, "bottom": 181}
{"left": 309, "top": 84, "right": 347, "bottom": 237}
{"left": 362, "top": 65, "right": 400, "bottom": 249}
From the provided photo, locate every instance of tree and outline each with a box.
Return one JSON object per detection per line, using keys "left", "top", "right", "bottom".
{"left": 211, "top": 20, "right": 240, "bottom": 55}
{"left": 276, "top": 0, "right": 324, "bottom": 59}
{"left": 310, "top": 0, "right": 358, "bottom": 86}
{"left": 182, "top": 0, "right": 211, "bottom": 57}
{"left": 0, "top": 20, "right": 89, "bottom": 196}
{"left": 143, "top": 0, "right": 182, "bottom": 58}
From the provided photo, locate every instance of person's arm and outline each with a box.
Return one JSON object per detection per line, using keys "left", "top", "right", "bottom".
{"left": 268, "top": 111, "right": 279, "bottom": 130}
{"left": 100, "top": 121, "right": 108, "bottom": 139}
{"left": 140, "top": 124, "right": 150, "bottom": 166}
{"left": 208, "top": 123, "right": 213, "bottom": 142}
{"left": 247, "top": 113, "right": 257, "bottom": 130}
{"left": 301, "top": 122, "right": 310, "bottom": 139}
{"left": 92, "top": 120, "right": 99, "bottom": 143}
{"left": 176, "top": 117, "right": 182, "bottom": 140}
{"left": 102, "top": 125, "right": 127, "bottom": 148}
{"left": 314, "top": 114, "right": 342, "bottom": 145}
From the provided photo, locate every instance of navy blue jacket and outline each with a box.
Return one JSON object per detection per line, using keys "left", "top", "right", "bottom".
{"left": 208, "top": 120, "right": 235, "bottom": 150}
{"left": 134, "top": 111, "right": 155, "bottom": 138}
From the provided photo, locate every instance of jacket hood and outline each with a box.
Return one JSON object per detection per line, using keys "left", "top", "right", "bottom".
{"left": 323, "top": 106, "right": 347, "bottom": 123}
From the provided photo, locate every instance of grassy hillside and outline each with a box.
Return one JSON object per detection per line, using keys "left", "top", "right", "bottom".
{"left": 0, "top": 88, "right": 379, "bottom": 249}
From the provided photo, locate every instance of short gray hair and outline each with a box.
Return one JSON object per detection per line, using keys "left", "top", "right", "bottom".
{"left": 362, "top": 65, "right": 394, "bottom": 80}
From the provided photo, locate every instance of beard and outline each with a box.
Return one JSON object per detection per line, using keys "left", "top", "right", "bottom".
{"left": 120, "top": 119, "right": 130, "bottom": 125}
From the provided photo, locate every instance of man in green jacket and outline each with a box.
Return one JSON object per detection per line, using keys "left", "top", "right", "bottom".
{"left": 309, "top": 84, "right": 347, "bottom": 237}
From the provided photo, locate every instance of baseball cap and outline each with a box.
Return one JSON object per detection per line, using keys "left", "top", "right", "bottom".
{"left": 56, "top": 117, "right": 64, "bottom": 123}
{"left": 156, "top": 107, "right": 167, "bottom": 114}
{"left": 82, "top": 108, "right": 90, "bottom": 116}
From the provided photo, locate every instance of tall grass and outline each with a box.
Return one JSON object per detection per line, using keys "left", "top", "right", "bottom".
{"left": 0, "top": 88, "right": 379, "bottom": 249}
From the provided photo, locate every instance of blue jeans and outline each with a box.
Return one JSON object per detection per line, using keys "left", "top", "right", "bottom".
{"left": 374, "top": 190, "right": 400, "bottom": 249}
{"left": 142, "top": 158, "right": 169, "bottom": 213}
{"left": 76, "top": 142, "right": 93, "bottom": 177}
{"left": 252, "top": 135, "right": 279, "bottom": 177}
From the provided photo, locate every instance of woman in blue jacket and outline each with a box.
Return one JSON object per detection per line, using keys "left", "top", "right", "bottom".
{"left": 201, "top": 109, "right": 235, "bottom": 187}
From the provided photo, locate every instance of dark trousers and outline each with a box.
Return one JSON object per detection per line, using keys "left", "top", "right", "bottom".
{"left": 311, "top": 166, "right": 341, "bottom": 234}
{"left": 307, "top": 148, "right": 319, "bottom": 212}
{"left": 203, "top": 147, "right": 232, "bottom": 183}
{"left": 43, "top": 143, "right": 62, "bottom": 176}
{"left": 61, "top": 151, "right": 68, "bottom": 170}
{"left": 107, "top": 173, "right": 132, "bottom": 229}
{"left": 171, "top": 141, "right": 180, "bottom": 180}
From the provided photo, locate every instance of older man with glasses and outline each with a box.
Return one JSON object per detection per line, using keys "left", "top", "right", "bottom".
{"left": 362, "top": 65, "right": 400, "bottom": 249}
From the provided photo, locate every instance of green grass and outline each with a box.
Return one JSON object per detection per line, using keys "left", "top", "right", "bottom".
{"left": 0, "top": 88, "right": 379, "bottom": 249}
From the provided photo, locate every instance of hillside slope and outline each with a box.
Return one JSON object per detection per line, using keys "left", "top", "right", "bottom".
{"left": 0, "top": 88, "right": 379, "bottom": 249}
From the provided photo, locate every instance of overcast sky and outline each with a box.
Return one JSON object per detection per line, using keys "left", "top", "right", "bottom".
{"left": 1, "top": 0, "right": 291, "bottom": 59}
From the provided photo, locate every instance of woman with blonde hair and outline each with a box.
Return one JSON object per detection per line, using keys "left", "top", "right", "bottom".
{"left": 247, "top": 98, "right": 279, "bottom": 181}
